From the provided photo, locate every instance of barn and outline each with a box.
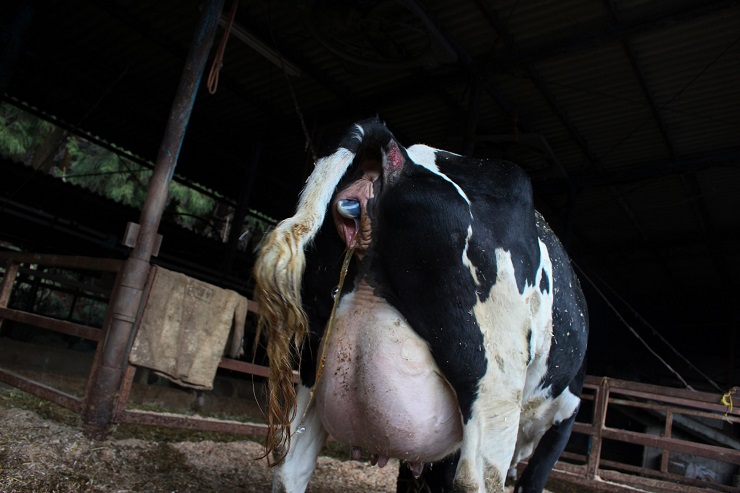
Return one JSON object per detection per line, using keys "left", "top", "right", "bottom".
{"left": 0, "top": 1, "right": 738, "bottom": 491}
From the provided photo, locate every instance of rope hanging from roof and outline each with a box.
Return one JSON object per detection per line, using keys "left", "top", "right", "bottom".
{"left": 207, "top": 0, "right": 239, "bottom": 95}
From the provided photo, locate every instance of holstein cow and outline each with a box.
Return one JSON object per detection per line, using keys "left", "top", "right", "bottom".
{"left": 254, "top": 118, "right": 588, "bottom": 493}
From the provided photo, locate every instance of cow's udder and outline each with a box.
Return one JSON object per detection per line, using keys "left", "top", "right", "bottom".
{"left": 313, "top": 280, "right": 463, "bottom": 464}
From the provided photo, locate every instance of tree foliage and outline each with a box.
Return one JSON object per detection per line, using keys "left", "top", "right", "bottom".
{"left": 1, "top": 103, "right": 233, "bottom": 234}
{"left": 0, "top": 104, "right": 54, "bottom": 161}
{"left": 0, "top": 103, "right": 273, "bottom": 246}
{"left": 60, "top": 137, "right": 151, "bottom": 207}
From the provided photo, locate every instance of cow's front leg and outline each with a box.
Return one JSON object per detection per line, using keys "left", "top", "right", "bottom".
{"left": 272, "top": 384, "right": 328, "bottom": 493}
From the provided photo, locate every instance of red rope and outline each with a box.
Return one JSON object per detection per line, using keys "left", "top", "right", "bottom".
{"left": 207, "top": 0, "right": 239, "bottom": 95}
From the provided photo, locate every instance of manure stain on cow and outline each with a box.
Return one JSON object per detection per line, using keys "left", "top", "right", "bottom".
{"left": 291, "top": 222, "right": 311, "bottom": 237}
{"left": 484, "top": 465, "right": 504, "bottom": 492}
{"left": 521, "top": 395, "right": 546, "bottom": 419}
{"left": 528, "top": 290, "right": 541, "bottom": 316}
{"left": 453, "top": 458, "right": 479, "bottom": 492}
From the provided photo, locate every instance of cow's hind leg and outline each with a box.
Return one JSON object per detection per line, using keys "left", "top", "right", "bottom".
{"left": 513, "top": 364, "right": 586, "bottom": 493}
{"left": 513, "top": 411, "right": 576, "bottom": 493}
{"left": 454, "top": 406, "right": 522, "bottom": 493}
{"left": 272, "top": 384, "right": 328, "bottom": 493}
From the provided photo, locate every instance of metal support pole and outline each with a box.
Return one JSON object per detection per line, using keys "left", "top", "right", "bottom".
{"left": 81, "top": 0, "right": 224, "bottom": 439}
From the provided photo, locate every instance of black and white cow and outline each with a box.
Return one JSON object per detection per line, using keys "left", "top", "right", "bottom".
{"left": 253, "top": 118, "right": 588, "bottom": 493}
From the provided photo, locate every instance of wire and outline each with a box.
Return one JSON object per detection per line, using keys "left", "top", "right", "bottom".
{"left": 0, "top": 59, "right": 133, "bottom": 214}
{"left": 580, "top": 263, "right": 725, "bottom": 393}
{"left": 573, "top": 261, "right": 697, "bottom": 391}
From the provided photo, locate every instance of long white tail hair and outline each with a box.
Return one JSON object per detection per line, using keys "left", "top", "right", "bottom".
{"left": 253, "top": 147, "right": 356, "bottom": 465}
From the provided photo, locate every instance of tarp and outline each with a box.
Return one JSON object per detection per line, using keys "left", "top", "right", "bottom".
{"left": 129, "top": 266, "right": 247, "bottom": 389}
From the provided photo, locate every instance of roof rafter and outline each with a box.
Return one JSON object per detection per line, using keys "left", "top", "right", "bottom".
{"left": 604, "top": 0, "right": 729, "bottom": 288}
{"left": 536, "top": 147, "right": 740, "bottom": 193}
{"left": 483, "top": 0, "right": 740, "bottom": 73}
{"left": 472, "top": 0, "right": 690, "bottom": 293}
{"left": 92, "top": 0, "right": 278, "bottom": 117}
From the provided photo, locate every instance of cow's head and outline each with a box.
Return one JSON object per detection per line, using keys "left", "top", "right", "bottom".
{"left": 253, "top": 118, "right": 408, "bottom": 464}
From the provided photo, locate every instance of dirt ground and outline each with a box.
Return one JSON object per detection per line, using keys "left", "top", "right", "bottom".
{"left": 0, "top": 385, "right": 554, "bottom": 493}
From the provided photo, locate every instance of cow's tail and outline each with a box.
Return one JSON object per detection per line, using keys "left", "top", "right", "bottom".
{"left": 253, "top": 147, "right": 356, "bottom": 466}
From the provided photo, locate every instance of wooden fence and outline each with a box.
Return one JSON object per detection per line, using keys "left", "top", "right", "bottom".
{"left": 1, "top": 252, "right": 738, "bottom": 492}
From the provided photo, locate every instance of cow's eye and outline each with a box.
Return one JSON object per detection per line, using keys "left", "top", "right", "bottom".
{"left": 337, "top": 199, "right": 361, "bottom": 219}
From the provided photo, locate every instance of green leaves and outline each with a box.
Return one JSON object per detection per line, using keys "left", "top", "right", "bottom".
{"left": 0, "top": 104, "right": 53, "bottom": 161}
{"left": 1, "top": 103, "right": 273, "bottom": 246}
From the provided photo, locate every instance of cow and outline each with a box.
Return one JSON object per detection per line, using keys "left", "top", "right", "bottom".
{"left": 253, "top": 118, "right": 588, "bottom": 493}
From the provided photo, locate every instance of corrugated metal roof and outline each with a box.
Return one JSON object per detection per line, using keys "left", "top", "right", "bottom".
{"left": 3, "top": 0, "right": 739, "bottom": 387}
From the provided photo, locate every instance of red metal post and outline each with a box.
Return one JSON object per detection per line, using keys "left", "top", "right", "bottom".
{"left": 81, "top": 0, "right": 225, "bottom": 439}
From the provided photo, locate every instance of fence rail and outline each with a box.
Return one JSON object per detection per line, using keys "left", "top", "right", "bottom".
{"left": 1, "top": 252, "right": 738, "bottom": 492}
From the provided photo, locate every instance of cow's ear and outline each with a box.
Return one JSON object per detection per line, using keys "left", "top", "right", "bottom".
{"left": 382, "top": 140, "right": 407, "bottom": 185}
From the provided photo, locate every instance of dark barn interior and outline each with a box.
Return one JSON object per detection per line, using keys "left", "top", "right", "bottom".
{"left": 1, "top": 0, "right": 739, "bottom": 491}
